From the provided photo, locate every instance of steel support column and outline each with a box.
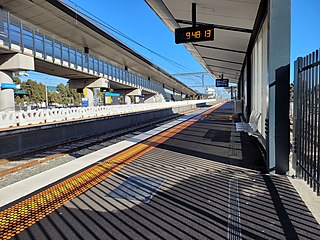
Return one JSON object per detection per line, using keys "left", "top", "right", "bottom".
{"left": 267, "top": 0, "right": 291, "bottom": 174}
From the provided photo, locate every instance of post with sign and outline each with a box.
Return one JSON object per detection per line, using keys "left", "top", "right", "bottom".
{"left": 215, "top": 78, "right": 229, "bottom": 88}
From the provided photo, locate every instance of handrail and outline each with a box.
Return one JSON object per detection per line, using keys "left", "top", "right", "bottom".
{"left": 0, "top": 9, "right": 163, "bottom": 94}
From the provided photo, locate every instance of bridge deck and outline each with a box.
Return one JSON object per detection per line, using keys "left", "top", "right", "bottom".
{"left": 0, "top": 102, "right": 319, "bottom": 239}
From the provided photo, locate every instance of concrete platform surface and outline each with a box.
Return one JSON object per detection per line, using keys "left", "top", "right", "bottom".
{"left": 0, "top": 102, "right": 320, "bottom": 240}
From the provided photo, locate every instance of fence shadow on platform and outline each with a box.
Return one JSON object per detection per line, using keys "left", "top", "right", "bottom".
{"left": 13, "top": 102, "right": 320, "bottom": 239}
{"left": 17, "top": 156, "right": 320, "bottom": 239}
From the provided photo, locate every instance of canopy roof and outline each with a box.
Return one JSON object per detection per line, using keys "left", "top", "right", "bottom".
{"left": 145, "top": 0, "right": 262, "bottom": 83}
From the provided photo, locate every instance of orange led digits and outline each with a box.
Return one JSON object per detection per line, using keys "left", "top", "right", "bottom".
{"left": 175, "top": 25, "right": 214, "bottom": 44}
{"left": 205, "top": 29, "right": 211, "bottom": 38}
{"left": 191, "top": 31, "right": 201, "bottom": 38}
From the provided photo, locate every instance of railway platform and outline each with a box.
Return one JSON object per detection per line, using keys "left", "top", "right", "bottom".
{"left": 0, "top": 102, "right": 320, "bottom": 239}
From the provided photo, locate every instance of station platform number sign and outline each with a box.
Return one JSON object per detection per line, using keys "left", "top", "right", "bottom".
{"left": 216, "top": 79, "right": 229, "bottom": 87}
{"left": 81, "top": 98, "right": 88, "bottom": 107}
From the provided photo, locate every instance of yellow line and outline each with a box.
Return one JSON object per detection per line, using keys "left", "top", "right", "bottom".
{"left": 0, "top": 103, "right": 223, "bottom": 239}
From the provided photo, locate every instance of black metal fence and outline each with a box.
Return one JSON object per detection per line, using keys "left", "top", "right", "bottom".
{"left": 293, "top": 49, "right": 320, "bottom": 195}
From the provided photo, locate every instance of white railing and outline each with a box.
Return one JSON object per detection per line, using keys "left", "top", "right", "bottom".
{"left": 0, "top": 9, "right": 163, "bottom": 94}
{"left": 0, "top": 100, "right": 216, "bottom": 129}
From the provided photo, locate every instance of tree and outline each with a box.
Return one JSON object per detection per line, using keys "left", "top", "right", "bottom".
{"left": 70, "top": 88, "right": 82, "bottom": 106}
{"left": 290, "top": 83, "right": 294, "bottom": 101}
{"left": 13, "top": 78, "right": 83, "bottom": 107}
{"left": 17, "top": 79, "right": 46, "bottom": 104}
{"left": 15, "top": 95, "right": 24, "bottom": 106}
{"left": 13, "top": 77, "right": 22, "bottom": 84}
{"left": 48, "top": 91, "right": 62, "bottom": 104}
{"left": 56, "top": 83, "right": 82, "bottom": 106}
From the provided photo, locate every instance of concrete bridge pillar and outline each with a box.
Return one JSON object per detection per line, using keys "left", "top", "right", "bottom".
{"left": 0, "top": 71, "right": 15, "bottom": 112}
{"left": 0, "top": 53, "right": 34, "bottom": 112}
{"left": 144, "top": 94, "right": 156, "bottom": 103}
{"left": 69, "top": 78, "right": 109, "bottom": 107}
{"left": 84, "top": 88, "right": 94, "bottom": 107}
{"left": 117, "top": 89, "right": 143, "bottom": 104}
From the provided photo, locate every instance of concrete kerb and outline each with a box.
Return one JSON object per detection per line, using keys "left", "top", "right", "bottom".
{"left": 288, "top": 155, "right": 320, "bottom": 225}
{"left": 288, "top": 177, "right": 320, "bottom": 224}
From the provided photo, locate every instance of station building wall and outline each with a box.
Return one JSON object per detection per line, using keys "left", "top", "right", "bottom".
{"left": 251, "top": 16, "right": 268, "bottom": 138}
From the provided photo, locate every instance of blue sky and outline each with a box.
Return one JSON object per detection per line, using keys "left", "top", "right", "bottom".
{"left": 291, "top": 0, "right": 320, "bottom": 63}
{"left": 22, "top": 0, "right": 320, "bottom": 88}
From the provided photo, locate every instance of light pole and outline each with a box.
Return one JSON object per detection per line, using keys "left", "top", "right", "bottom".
{"left": 44, "top": 77, "right": 48, "bottom": 108}
{"left": 45, "top": 84, "right": 48, "bottom": 108}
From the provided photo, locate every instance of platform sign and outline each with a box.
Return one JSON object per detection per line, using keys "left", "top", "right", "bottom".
{"left": 1, "top": 83, "right": 20, "bottom": 90}
{"left": 81, "top": 98, "right": 88, "bottom": 107}
{"left": 175, "top": 25, "right": 214, "bottom": 44}
{"left": 216, "top": 79, "right": 229, "bottom": 87}
{"left": 104, "top": 92, "right": 120, "bottom": 97}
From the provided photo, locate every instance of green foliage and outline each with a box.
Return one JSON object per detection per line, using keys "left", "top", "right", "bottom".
{"left": 48, "top": 91, "right": 62, "bottom": 104}
{"left": 13, "top": 77, "right": 22, "bottom": 84}
{"left": 290, "top": 83, "right": 294, "bottom": 101}
{"left": 14, "top": 77, "right": 82, "bottom": 107}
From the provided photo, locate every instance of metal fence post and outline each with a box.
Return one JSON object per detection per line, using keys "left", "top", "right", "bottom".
{"left": 294, "top": 50, "right": 320, "bottom": 195}
{"left": 42, "top": 33, "right": 46, "bottom": 59}
{"left": 7, "top": 11, "right": 11, "bottom": 49}
{"left": 52, "top": 38, "right": 55, "bottom": 63}
{"left": 32, "top": 29, "right": 36, "bottom": 55}
{"left": 316, "top": 50, "right": 320, "bottom": 195}
{"left": 293, "top": 57, "right": 302, "bottom": 174}
{"left": 67, "top": 45, "right": 70, "bottom": 67}
{"left": 60, "top": 41, "right": 63, "bottom": 65}
{"left": 20, "top": 20, "right": 24, "bottom": 52}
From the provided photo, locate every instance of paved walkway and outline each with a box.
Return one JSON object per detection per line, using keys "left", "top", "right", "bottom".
{"left": 1, "top": 102, "right": 320, "bottom": 239}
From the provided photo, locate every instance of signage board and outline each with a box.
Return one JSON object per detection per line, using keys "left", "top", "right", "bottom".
{"left": 216, "top": 79, "right": 229, "bottom": 87}
{"left": 175, "top": 25, "right": 214, "bottom": 44}
{"left": 81, "top": 98, "right": 88, "bottom": 107}
{"left": 104, "top": 92, "right": 120, "bottom": 97}
{"left": 1, "top": 83, "right": 19, "bottom": 89}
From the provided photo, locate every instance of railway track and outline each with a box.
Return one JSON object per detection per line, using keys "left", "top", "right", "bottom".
{"left": 0, "top": 109, "right": 199, "bottom": 188}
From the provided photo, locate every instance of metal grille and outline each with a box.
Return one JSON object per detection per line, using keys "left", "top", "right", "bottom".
{"left": 293, "top": 49, "right": 320, "bottom": 195}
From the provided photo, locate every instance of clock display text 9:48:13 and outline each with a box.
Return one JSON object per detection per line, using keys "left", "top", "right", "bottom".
{"left": 175, "top": 25, "right": 214, "bottom": 44}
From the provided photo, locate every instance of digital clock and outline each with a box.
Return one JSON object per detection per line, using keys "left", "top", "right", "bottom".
{"left": 175, "top": 25, "right": 214, "bottom": 44}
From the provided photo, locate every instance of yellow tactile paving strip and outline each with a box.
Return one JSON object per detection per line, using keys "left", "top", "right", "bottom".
{"left": 0, "top": 104, "right": 223, "bottom": 239}
{"left": 0, "top": 108, "right": 199, "bottom": 179}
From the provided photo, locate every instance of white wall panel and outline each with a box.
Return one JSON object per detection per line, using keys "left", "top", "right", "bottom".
{"left": 251, "top": 16, "right": 268, "bottom": 138}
